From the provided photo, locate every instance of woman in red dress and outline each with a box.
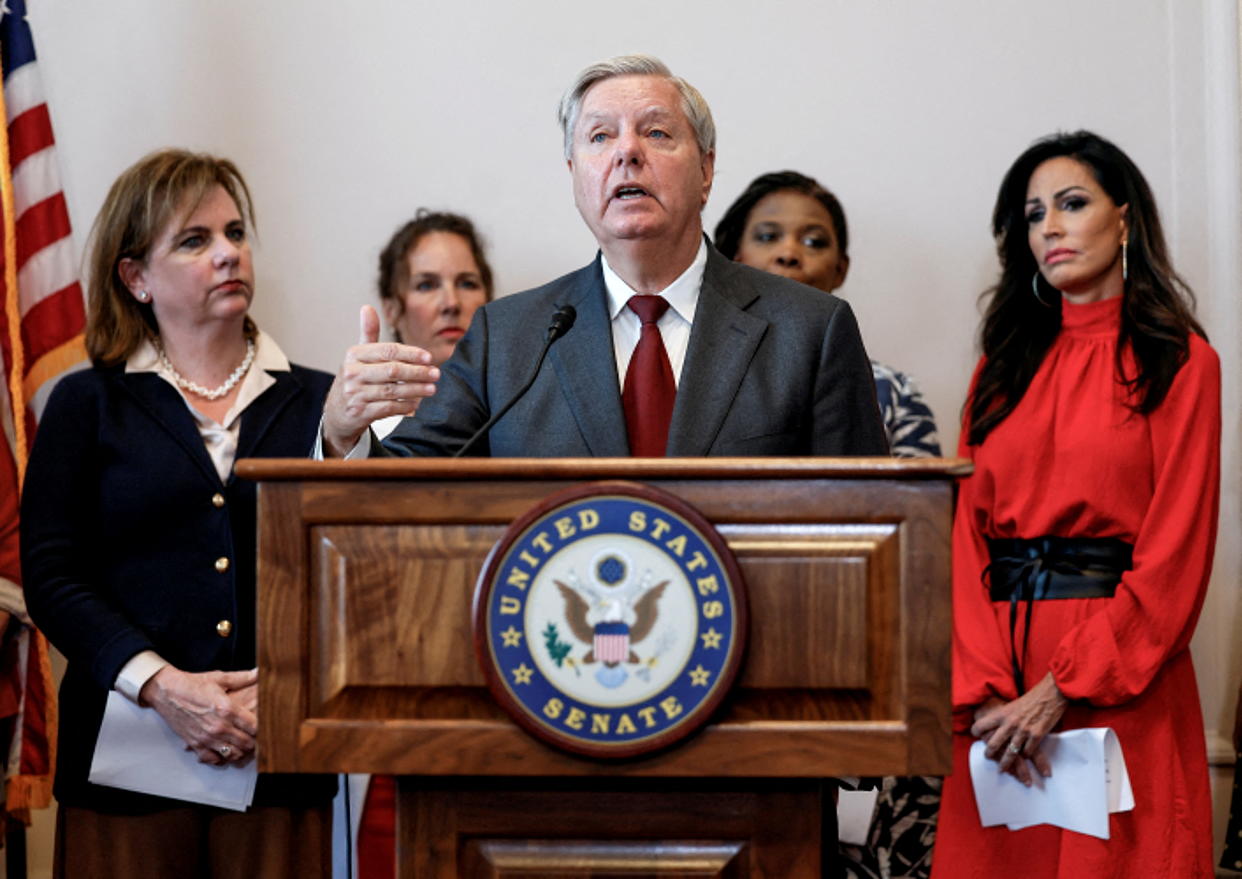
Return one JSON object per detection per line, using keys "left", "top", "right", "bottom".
{"left": 931, "top": 131, "right": 1220, "bottom": 878}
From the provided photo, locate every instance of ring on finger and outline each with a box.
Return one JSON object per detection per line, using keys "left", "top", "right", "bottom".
{"left": 1006, "top": 741, "right": 1022, "bottom": 755}
{"left": 218, "top": 745, "right": 232, "bottom": 758}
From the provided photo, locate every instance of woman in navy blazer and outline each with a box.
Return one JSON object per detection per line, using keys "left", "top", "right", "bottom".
{"left": 21, "top": 150, "right": 334, "bottom": 878}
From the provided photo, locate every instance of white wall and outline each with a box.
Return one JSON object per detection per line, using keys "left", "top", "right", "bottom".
{"left": 17, "top": 0, "right": 1242, "bottom": 871}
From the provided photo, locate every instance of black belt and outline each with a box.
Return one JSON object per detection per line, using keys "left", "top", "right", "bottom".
{"left": 985, "top": 536, "right": 1132, "bottom": 696}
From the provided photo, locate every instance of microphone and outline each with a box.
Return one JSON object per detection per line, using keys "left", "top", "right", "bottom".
{"left": 453, "top": 304, "right": 577, "bottom": 457}
{"left": 546, "top": 303, "right": 576, "bottom": 342}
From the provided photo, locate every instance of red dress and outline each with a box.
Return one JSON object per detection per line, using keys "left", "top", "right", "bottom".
{"left": 931, "top": 296, "right": 1220, "bottom": 878}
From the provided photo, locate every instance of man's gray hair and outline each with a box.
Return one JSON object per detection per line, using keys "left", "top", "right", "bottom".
{"left": 557, "top": 54, "right": 716, "bottom": 160}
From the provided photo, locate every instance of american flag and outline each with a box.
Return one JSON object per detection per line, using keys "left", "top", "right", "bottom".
{"left": 0, "top": 0, "right": 85, "bottom": 828}
{"left": 593, "top": 621, "right": 631, "bottom": 664}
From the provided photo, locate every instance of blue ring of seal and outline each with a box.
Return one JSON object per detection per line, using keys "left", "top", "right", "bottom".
{"left": 480, "top": 488, "right": 744, "bottom": 758}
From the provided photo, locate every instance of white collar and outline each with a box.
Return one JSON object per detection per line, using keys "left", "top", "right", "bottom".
{"left": 127, "top": 329, "right": 289, "bottom": 428}
{"left": 601, "top": 238, "right": 707, "bottom": 323}
{"left": 126, "top": 329, "right": 290, "bottom": 376}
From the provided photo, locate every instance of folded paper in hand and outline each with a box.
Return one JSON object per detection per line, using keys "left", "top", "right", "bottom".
{"left": 970, "top": 727, "right": 1133, "bottom": 840}
{"left": 88, "top": 691, "right": 257, "bottom": 811}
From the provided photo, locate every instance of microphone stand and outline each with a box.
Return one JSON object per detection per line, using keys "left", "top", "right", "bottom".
{"left": 453, "top": 305, "right": 576, "bottom": 458}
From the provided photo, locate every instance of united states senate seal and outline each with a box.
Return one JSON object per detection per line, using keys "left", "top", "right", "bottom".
{"left": 474, "top": 481, "right": 747, "bottom": 758}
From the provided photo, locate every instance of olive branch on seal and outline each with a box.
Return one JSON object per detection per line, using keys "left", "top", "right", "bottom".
{"left": 542, "top": 622, "right": 578, "bottom": 674}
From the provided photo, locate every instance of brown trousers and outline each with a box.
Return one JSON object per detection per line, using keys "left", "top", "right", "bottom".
{"left": 55, "top": 803, "right": 331, "bottom": 879}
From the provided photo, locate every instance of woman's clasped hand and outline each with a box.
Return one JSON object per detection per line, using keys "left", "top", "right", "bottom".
{"left": 140, "top": 666, "right": 259, "bottom": 766}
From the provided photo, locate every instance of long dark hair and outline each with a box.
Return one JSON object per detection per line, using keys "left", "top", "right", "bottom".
{"left": 967, "top": 131, "right": 1204, "bottom": 445}
{"left": 713, "top": 170, "right": 848, "bottom": 261}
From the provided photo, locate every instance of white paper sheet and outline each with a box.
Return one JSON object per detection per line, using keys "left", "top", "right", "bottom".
{"left": 88, "top": 691, "right": 257, "bottom": 811}
{"left": 837, "top": 788, "right": 880, "bottom": 845}
{"left": 970, "top": 727, "right": 1133, "bottom": 840}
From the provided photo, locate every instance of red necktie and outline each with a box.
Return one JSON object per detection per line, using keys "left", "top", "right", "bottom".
{"left": 622, "top": 295, "right": 675, "bottom": 457}
{"left": 357, "top": 774, "right": 396, "bottom": 878}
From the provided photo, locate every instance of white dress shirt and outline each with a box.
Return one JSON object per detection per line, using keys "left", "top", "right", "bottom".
{"left": 602, "top": 238, "right": 706, "bottom": 388}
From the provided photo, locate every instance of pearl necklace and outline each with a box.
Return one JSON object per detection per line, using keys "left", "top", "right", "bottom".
{"left": 155, "top": 337, "right": 256, "bottom": 400}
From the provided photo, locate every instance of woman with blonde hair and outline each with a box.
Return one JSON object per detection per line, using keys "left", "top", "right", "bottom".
{"left": 21, "top": 149, "right": 335, "bottom": 877}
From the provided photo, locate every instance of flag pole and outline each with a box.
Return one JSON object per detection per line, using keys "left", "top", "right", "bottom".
{"left": 0, "top": 42, "right": 26, "bottom": 488}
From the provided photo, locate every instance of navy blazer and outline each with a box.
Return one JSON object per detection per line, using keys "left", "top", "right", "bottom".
{"left": 21, "top": 360, "right": 335, "bottom": 812}
{"left": 385, "top": 244, "right": 889, "bottom": 457}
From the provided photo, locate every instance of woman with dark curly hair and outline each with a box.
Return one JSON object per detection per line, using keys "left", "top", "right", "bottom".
{"left": 714, "top": 171, "right": 939, "bottom": 459}
{"left": 932, "top": 131, "right": 1219, "bottom": 878}
{"left": 715, "top": 170, "right": 941, "bottom": 878}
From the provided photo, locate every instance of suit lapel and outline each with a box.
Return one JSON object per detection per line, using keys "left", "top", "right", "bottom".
{"left": 114, "top": 372, "right": 222, "bottom": 487}
{"left": 667, "top": 249, "right": 769, "bottom": 456}
{"left": 115, "top": 368, "right": 305, "bottom": 487}
{"left": 547, "top": 258, "right": 631, "bottom": 456}
{"left": 236, "top": 370, "right": 303, "bottom": 462}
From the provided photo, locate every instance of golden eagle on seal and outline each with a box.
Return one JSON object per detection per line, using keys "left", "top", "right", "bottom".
{"left": 554, "top": 579, "right": 668, "bottom": 667}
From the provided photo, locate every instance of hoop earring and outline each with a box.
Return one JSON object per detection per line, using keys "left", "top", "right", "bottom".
{"left": 1121, "top": 238, "right": 1129, "bottom": 282}
{"left": 1031, "top": 272, "right": 1055, "bottom": 308}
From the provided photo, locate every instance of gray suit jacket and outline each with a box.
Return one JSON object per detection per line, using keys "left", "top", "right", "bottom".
{"left": 384, "top": 244, "right": 887, "bottom": 457}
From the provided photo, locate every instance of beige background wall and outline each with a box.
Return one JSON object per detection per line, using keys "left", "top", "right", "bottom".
{"left": 10, "top": 0, "right": 1241, "bottom": 874}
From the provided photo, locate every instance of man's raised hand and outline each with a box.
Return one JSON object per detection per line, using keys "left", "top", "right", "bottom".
{"left": 321, "top": 305, "right": 440, "bottom": 457}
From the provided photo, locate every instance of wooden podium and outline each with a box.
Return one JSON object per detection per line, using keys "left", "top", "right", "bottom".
{"left": 237, "top": 457, "right": 965, "bottom": 878}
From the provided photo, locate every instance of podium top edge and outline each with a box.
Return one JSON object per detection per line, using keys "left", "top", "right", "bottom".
{"left": 235, "top": 456, "right": 973, "bottom": 481}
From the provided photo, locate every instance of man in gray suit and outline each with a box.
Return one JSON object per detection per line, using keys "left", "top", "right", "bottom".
{"left": 321, "top": 54, "right": 886, "bottom": 458}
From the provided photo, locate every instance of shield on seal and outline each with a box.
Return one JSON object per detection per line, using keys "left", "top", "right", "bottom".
{"left": 593, "top": 621, "right": 630, "bottom": 664}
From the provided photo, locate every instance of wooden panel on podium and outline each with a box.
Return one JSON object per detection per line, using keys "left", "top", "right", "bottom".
{"left": 239, "top": 457, "right": 965, "bottom": 877}
{"left": 400, "top": 778, "right": 826, "bottom": 878}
